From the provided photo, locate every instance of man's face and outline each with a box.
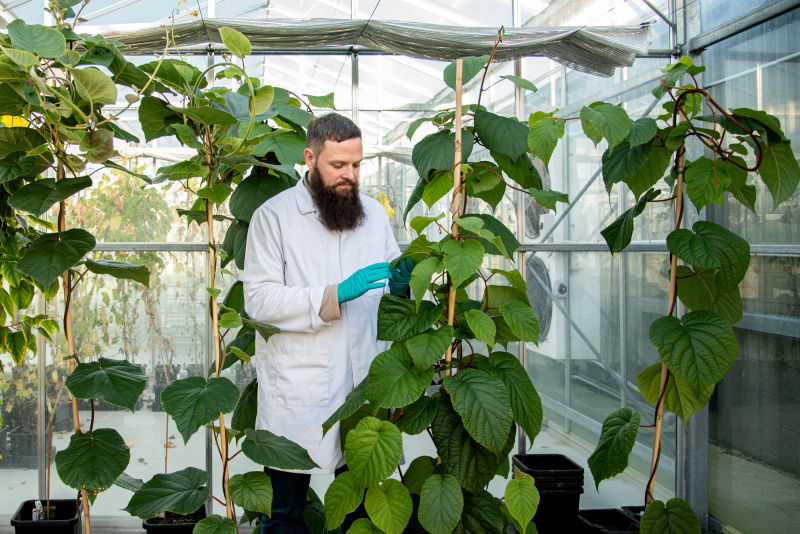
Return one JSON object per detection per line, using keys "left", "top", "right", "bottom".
{"left": 304, "top": 137, "right": 363, "bottom": 196}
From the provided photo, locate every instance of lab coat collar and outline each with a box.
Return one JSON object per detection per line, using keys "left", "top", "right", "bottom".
{"left": 295, "top": 172, "right": 316, "bottom": 215}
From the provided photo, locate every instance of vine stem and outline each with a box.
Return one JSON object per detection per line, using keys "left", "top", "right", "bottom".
{"left": 444, "top": 59, "right": 463, "bottom": 377}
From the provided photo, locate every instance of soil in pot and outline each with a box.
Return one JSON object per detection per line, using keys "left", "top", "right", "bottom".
{"left": 143, "top": 505, "right": 207, "bottom": 533}
{"left": 578, "top": 508, "right": 639, "bottom": 533}
{"left": 11, "top": 499, "right": 81, "bottom": 534}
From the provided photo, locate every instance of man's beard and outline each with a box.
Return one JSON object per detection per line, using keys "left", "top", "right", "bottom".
{"left": 307, "top": 166, "right": 366, "bottom": 232}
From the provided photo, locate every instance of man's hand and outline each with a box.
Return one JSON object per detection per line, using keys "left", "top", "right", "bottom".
{"left": 389, "top": 257, "right": 414, "bottom": 296}
{"left": 338, "top": 262, "right": 391, "bottom": 303}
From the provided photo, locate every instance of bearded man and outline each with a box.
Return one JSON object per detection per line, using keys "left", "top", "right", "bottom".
{"left": 243, "top": 113, "right": 413, "bottom": 533}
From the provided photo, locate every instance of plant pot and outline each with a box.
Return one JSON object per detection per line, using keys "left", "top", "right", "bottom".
{"left": 578, "top": 509, "right": 639, "bottom": 533}
{"left": 512, "top": 454, "right": 584, "bottom": 534}
{"left": 10, "top": 499, "right": 81, "bottom": 534}
{"left": 143, "top": 504, "right": 207, "bottom": 533}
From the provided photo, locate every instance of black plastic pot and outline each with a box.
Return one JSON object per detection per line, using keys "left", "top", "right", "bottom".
{"left": 10, "top": 499, "right": 81, "bottom": 534}
{"left": 578, "top": 509, "right": 639, "bottom": 533}
{"left": 620, "top": 505, "right": 646, "bottom": 524}
{"left": 143, "top": 504, "right": 207, "bottom": 533}
{"left": 512, "top": 454, "right": 584, "bottom": 534}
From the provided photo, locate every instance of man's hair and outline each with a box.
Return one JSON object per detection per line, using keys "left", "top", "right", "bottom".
{"left": 305, "top": 113, "right": 361, "bottom": 155}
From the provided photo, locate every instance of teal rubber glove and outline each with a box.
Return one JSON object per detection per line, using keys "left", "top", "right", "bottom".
{"left": 389, "top": 257, "right": 414, "bottom": 296}
{"left": 337, "top": 262, "right": 391, "bottom": 303}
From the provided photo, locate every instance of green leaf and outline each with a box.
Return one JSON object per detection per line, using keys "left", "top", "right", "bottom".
{"left": 462, "top": 213, "right": 520, "bottom": 258}
{"left": 404, "top": 456, "right": 437, "bottom": 495}
{"left": 7, "top": 20, "right": 66, "bottom": 58}
{"left": 410, "top": 213, "right": 445, "bottom": 236}
{"left": 485, "top": 352, "right": 542, "bottom": 444}
{"left": 526, "top": 116, "right": 564, "bottom": 168}
{"left": 254, "top": 131, "right": 306, "bottom": 165}
{"left": 395, "top": 394, "right": 438, "bottom": 435}
{"left": 653, "top": 61, "right": 689, "bottom": 99}
{"left": 251, "top": 86, "right": 275, "bottom": 115}
{"left": 9, "top": 177, "right": 92, "bottom": 217}
{"left": 71, "top": 67, "right": 117, "bottom": 104}
{"left": 377, "top": 295, "right": 444, "bottom": 342}
{"left": 456, "top": 491, "right": 505, "bottom": 534}
{"left": 639, "top": 498, "right": 702, "bottom": 534}
{"left": 85, "top": 259, "right": 150, "bottom": 287}
{"left": 79, "top": 128, "right": 116, "bottom": 163}
{"left": 529, "top": 189, "right": 569, "bottom": 213}
{"left": 161, "top": 376, "right": 240, "bottom": 443}
{"left": 505, "top": 476, "right": 539, "bottom": 531}
{"left": 230, "top": 173, "right": 293, "bottom": 223}
{"left": 465, "top": 309, "right": 496, "bottom": 348}
{"left": 123, "top": 467, "right": 209, "bottom": 519}
{"left": 431, "top": 397, "right": 500, "bottom": 494}
{"left": 442, "top": 238, "right": 484, "bottom": 288}
{"left": 171, "top": 105, "right": 238, "bottom": 126}
{"left": 114, "top": 472, "right": 144, "bottom": 493}
{"left": 241, "top": 428, "right": 319, "bottom": 470}
{"left": 499, "top": 300, "right": 539, "bottom": 342}
{"left": 601, "top": 188, "right": 660, "bottom": 253}
{"left": 198, "top": 183, "right": 233, "bottom": 204}
{"left": 443, "top": 369, "right": 512, "bottom": 455}
{"left": 193, "top": 516, "right": 237, "bottom": 534}
{"left": 322, "top": 377, "right": 369, "bottom": 436}
{"left": 444, "top": 55, "right": 489, "bottom": 89}
{"left": 406, "top": 325, "right": 453, "bottom": 368}
{"left": 229, "top": 471, "right": 272, "bottom": 514}
{"left": 0, "top": 127, "right": 45, "bottom": 158}
{"left": 55, "top": 429, "right": 129, "bottom": 498}
{"left": 465, "top": 163, "right": 506, "bottom": 210}
{"left": 348, "top": 518, "right": 381, "bottom": 534}
{"left": 667, "top": 221, "right": 750, "bottom": 288}
{"left": 492, "top": 152, "right": 542, "bottom": 189}
{"left": 419, "top": 474, "right": 464, "bottom": 534}
{"left": 241, "top": 317, "right": 281, "bottom": 344}
{"left": 345, "top": 416, "right": 403, "bottom": 487}
{"left": 324, "top": 471, "right": 365, "bottom": 531}
{"left": 500, "top": 74, "right": 537, "bottom": 92}
{"left": 409, "top": 256, "right": 443, "bottom": 309}
{"left": 475, "top": 111, "right": 529, "bottom": 160}
{"left": 231, "top": 378, "right": 258, "bottom": 438}
{"left": 684, "top": 157, "right": 731, "bottom": 211}
{"left": 649, "top": 311, "right": 738, "bottom": 390}
{"left": 304, "top": 92, "right": 336, "bottom": 109}
{"left": 219, "top": 310, "right": 244, "bottom": 329}
{"left": 365, "top": 479, "right": 412, "bottom": 534}
{"left": 676, "top": 266, "right": 743, "bottom": 324}
{"left": 1, "top": 47, "right": 37, "bottom": 68}
{"left": 18, "top": 229, "right": 96, "bottom": 288}
{"left": 366, "top": 343, "right": 434, "bottom": 408}
{"left": 637, "top": 363, "right": 714, "bottom": 425}
{"left": 580, "top": 103, "right": 630, "bottom": 148}
{"left": 602, "top": 141, "right": 672, "bottom": 198}
{"left": 422, "top": 171, "right": 455, "bottom": 208}
{"left": 628, "top": 117, "right": 658, "bottom": 147}
{"left": 139, "top": 96, "right": 180, "bottom": 142}
{"left": 757, "top": 140, "right": 800, "bottom": 208}
{"left": 407, "top": 131, "right": 473, "bottom": 217}
{"left": 218, "top": 27, "right": 251, "bottom": 58}
{"left": 587, "top": 408, "right": 641, "bottom": 489}
{"left": 66, "top": 357, "right": 147, "bottom": 411}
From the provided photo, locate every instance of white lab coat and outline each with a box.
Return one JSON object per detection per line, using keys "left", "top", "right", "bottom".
{"left": 242, "top": 178, "right": 400, "bottom": 473}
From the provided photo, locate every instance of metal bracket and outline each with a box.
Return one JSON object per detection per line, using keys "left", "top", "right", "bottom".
{"left": 641, "top": 0, "right": 677, "bottom": 30}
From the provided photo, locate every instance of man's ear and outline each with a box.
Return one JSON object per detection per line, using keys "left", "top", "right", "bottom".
{"left": 303, "top": 147, "right": 315, "bottom": 168}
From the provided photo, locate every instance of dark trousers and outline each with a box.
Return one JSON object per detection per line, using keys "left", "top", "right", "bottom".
{"left": 260, "top": 465, "right": 367, "bottom": 534}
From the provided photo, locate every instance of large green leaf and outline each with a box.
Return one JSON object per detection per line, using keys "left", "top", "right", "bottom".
{"left": 475, "top": 111, "right": 529, "bottom": 160}
{"left": 466, "top": 164, "right": 506, "bottom": 210}
{"left": 419, "top": 474, "right": 463, "bottom": 534}
{"left": 587, "top": 408, "right": 641, "bottom": 488}
{"left": 71, "top": 67, "right": 117, "bottom": 104}
{"left": 229, "top": 471, "right": 272, "bottom": 514}
{"left": 66, "top": 357, "right": 146, "bottom": 411}
{"left": 139, "top": 96, "right": 180, "bottom": 142}
{"left": 229, "top": 173, "right": 293, "bottom": 223}
{"left": 463, "top": 213, "right": 521, "bottom": 258}
{"left": 421, "top": 171, "right": 455, "bottom": 208}
{"left": 454, "top": 490, "right": 505, "bottom": 534}
{"left": 580, "top": 103, "right": 630, "bottom": 148}
{"left": 123, "top": 467, "right": 209, "bottom": 519}
{"left": 676, "top": 266, "right": 743, "bottom": 324}
{"left": 637, "top": 363, "right": 714, "bottom": 426}
{"left": 9, "top": 177, "right": 92, "bottom": 217}
{"left": 628, "top": 117, "right": 658, "bottom": 147}
{"left": 504, "top": 476, "right": 539, "bottom": 531}
{"left": 367, "top": 343, "right": 434, "bottom": 408}
{"left": 80, "top": 128, "right": 116, "bottom": 163}
{"left": 322, "top": 377, "right": 369, "bottom": 436}
{"left": 529, "top": 189, "right": 569, "bottom": 213}
{"left": 220, "top": 221, "right": 247, "bottom": 269}
{"left": 443, "top": 56, "right": 489, "bottom": 89}
{"left": 348, "top": 518, "right": 381, "bottom": 534}
{"left": 757, "top": 140, "right": 800, "bottom": 208}
{"left": 443, "top": 369, "right": 512, "bottom": 455}
{"left": 7, "top": 20, "right": 66, "bottom": 58}
{"left": 231, "top": 378, "right": 258, "bottom": 438}
{"left": 365, "top": 479, "right": 412, "bottom": 534}
{"left": 156, "top": 157, "right": 206, "bottom": 182}
{"left": 193, "top": 516, "right": 237, "bottom": 534}
{"left": 684, "top": 157, "right": 731, "bottom": 211}
{"left": 345, "top": 416, "right": 403, "bottom": 487}
{"left": 241, "top": 428, "right": 319, "bottom": 470}
{"left": 395, "top": 394, "right": 438, "bottom": 435}
{"left": 0, "top": 127, "right": 45, "bottom": 158}
{"left": 485, "top": 352, "right": 542, "bottom": 443}
{"left": 404, "top": 456, "right": 437, "bottom": 495}
{"left": 170, "top": 105, "right": 238, "bottom": 126}
{"left": 55, "top": 428, "right": 129, "bottom": 498}
{"left": 411, "top": 130, "right": 473, "bottom": 185}
{"left": 667, "top": 221, "right": 749, "bottom": 289}
{"left": 18, "top": 229, "right": 96, "bottom": 288}
{"left": 649, "top": 311, "right": 737, "bottom": 390}
{"left": 85, "top": 259, "right": 151, "bottom": 287}
{"left": 492, "top": 151, "right": 542, "bottom": 189}
{"left": 253, "top": 131, "right": 306, "bottom": 164}
{"left": 465, "top": 309, "right": 496, "bottom": 348}
{"left": 324, "top": 470, "right": 365, "bottom": 531}
{"left": 639, "top": 498, "right": 702, "bottom": 534}
{"left": 499, "top": 300, "right": 539, "bottom": 342}
{"left": 377, "top": 295, "right": 444, "bottom": 342}
{"left": 602, "top": 141, "right": 672, "bottom": 198}
{"left": 601, "top": 188, "right": 660, "bottom": 253}
{"left": 161, "top": 376, "right": 240, "bottom": 443}
{"left": 527, "top": 116, "right": 564, "bottom": 168}
{"left": 218, "top": 26, "right": 251, "bottom": 58}
{"left": 442, "top": 238, "right": 484, "bottom": 288}
{"left": 241, "top": 317, "right": 281, "bottom": 343}
{"left": 406, "top": 325, "right": 453, "bottom": 367}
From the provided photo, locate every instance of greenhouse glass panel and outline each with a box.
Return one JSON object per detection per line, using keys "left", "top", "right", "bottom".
{"left": 701, "top": 0, "right": 774, "bottom": 32}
